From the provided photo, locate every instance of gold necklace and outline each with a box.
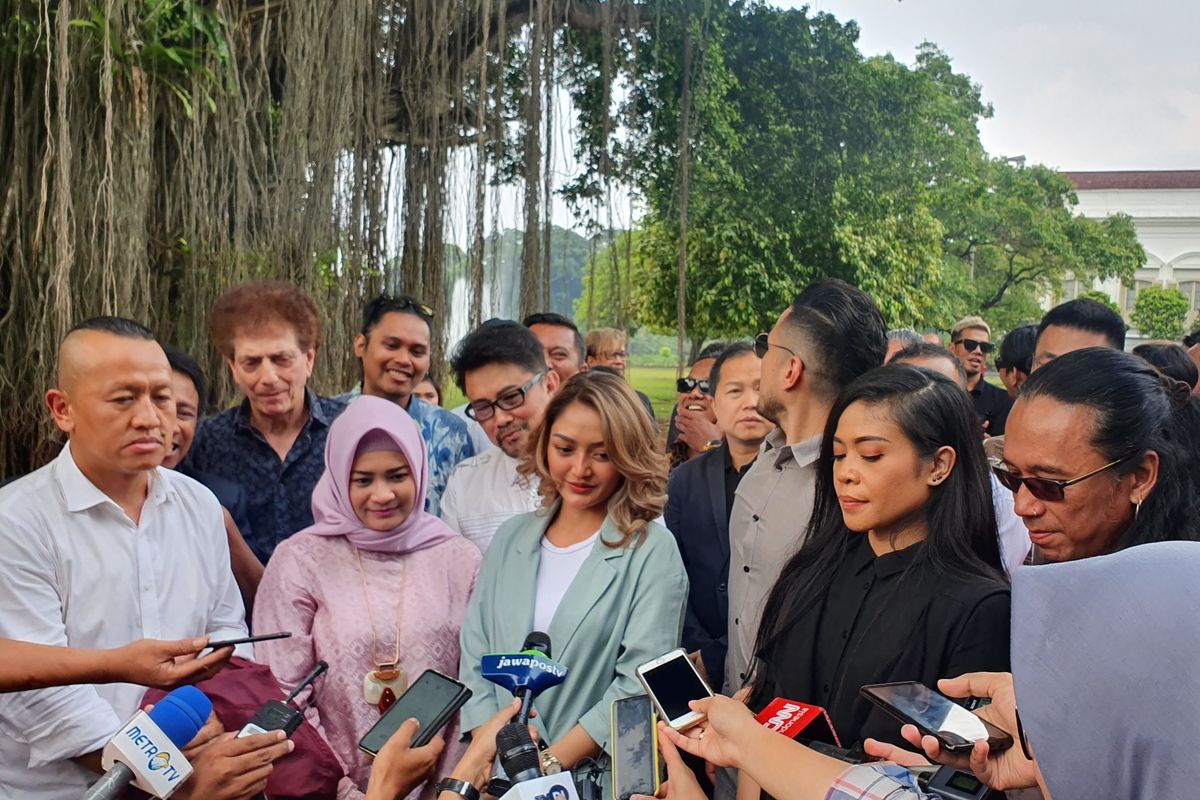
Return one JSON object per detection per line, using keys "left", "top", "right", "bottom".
{"left": 352, "top": 545, "right": 408, "bottom": 714}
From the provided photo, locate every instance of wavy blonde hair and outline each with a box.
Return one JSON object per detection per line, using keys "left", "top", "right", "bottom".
{"left": 518, "top": 370, "right": 668, "bottom": 547}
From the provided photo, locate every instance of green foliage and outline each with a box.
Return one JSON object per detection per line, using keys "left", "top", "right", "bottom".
{"left": 1080, "top": 289, "right": 1121, "bottom": 315}
{"left": 1131, "top": 286, "right": 1190, "bottom": 340}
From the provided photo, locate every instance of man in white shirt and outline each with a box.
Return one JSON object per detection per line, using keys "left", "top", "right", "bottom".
{"left": 0, "top": 317, "right": 292, "bottom": 799}
{"left": 441, "top": 320, "right": 561, "bottom": 552}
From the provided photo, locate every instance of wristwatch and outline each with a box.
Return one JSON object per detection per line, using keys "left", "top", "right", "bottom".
{"left": 702, "top": 438, "right": 722, "bottom": 452}
{"left": 540, "top": 750, "right": 563, "bottom": 775}
{"left": 437, "top": 777, "right": 481, "bottom": 800}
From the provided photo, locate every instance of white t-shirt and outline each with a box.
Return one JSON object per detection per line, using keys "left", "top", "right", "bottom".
{"left": 532, "top": 530, "right": 601, "bottom": 632}
{"left": 441, "top": 450, "right": 540, "bottom": 553}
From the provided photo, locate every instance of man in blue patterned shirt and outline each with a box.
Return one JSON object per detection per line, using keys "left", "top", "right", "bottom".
{"left": 338, "top": 294, "right": 474, "bottom": 515}
{"left": 187, "top": 282, "right": 347, "bottom": 562}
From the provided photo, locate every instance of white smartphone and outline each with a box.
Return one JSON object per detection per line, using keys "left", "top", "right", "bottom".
{"left": 635, "top": 648, "right": 713, "bottom": 731}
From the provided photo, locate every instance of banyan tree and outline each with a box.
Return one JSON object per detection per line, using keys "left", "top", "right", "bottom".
{"left": 0, "top": 1, "right": 709, "bottom": 476}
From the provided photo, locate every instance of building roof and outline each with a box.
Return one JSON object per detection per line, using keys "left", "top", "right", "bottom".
{"left": 1064, "top": 171, "right": 1200, "bottom": 191}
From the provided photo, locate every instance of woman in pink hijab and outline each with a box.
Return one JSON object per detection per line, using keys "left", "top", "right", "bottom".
{"left": 254, "top": 395, "right": 482, "bottom": 800}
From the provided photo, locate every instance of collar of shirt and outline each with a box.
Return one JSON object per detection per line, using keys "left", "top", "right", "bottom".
{"left": 846, "top": 534, "right": 926, "bottom": 580}
{"left": 406, "top": 393, "right": 433, "bottom": 423}
{"left": 232, "top": 388, "right": 335, "bottom": 433}
{"left": 762, "top": 428, "right": 822, "bottom": 470}
{"left": 57, "top": 442, "right": 173, "bottom": 515}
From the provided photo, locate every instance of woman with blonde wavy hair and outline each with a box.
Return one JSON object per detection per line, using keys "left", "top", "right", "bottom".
{"left": 458, "top": 370, "right": 688, "bottom": 785}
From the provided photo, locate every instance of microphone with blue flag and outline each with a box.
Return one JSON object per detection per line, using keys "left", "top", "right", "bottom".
{"left": 482, "top": 631, "right": 568, "bottom": 726}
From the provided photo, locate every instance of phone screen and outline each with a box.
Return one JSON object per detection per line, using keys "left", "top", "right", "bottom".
{"left": 358, "top": 670, "right": 469, "bottom": 754}
{"left": 640, "top": 653, "right": 710, "bottom": 723}
{"left": 611, "top": 696, "right": 658, "bottom": 800}
{"left": 863, "top": 683, "right": 1008, "bottom": 749}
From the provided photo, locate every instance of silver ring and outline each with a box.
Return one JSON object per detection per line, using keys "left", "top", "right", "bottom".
{"left": 697, "top": 730, "right": 705, "bottom": 740}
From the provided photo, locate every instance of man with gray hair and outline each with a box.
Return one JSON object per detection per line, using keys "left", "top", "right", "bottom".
{"left": 949, "top": 315, "right": 1012, "bottom": 436}
{"left": 884, "top": 328, "right": 922, "bottom": 363}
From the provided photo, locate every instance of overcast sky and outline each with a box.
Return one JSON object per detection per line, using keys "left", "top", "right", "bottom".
{"left": 782, "top": 0, "right": 1200, "bottom": 170}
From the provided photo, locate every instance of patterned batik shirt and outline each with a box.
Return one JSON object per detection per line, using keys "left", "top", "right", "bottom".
{"left": 187, "top": 390, "right": 346, "bottom": 562}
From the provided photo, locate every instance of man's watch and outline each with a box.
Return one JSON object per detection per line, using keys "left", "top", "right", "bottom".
{"left": 437, "top": 777, "right": 481, "bottom": 800}
{"left": 701, "top": 438, "right": 722, "bottom": 452}
{"left": 539, "top": 750, "right": 563, "bottom": 775}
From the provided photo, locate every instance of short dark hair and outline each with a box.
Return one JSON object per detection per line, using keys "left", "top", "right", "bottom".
{"left": 780, "top": 278, "right": 887, "bottom": 397}
{"left": 709, "top": 342, "right": 756, "bottom": 393}
{"left": 361, "top": 293, "right": 433, "bottom": 337}
{"left": 68, "top": 316, "right": 153, "bottom": 340}
{"left": 891, "top": 342, "right": 967, "bottom": 384}
{"left": 696, "top": 341, "right": 726, "bottom": 362}
{"left": 522, "top": 312, "right": 586, "bottom": 365}
{"left": 1133, "top": 342, "right": 1199, "bottom": 390}
{"left": 1036, "top": 298, "right": 1126, "bottom": 351}
{"left": 161, "top": 344, "right": 208, "bottom": 411}
{"left": 1183, "top": 328, "right": 1200, "bottom": 349}
{"left": 451, "top": 320, "right": 547, "bottom": 392}
{"left": 996, "top": 324, "right": 1038, "bottom": 375}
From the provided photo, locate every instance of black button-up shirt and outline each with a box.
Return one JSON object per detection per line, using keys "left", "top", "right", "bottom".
{"left": 753, "top": 535, "right": 1010, "bottom": 748}
{"left": 970, "top": 379, "right": 1013, "bottom": 436}
{"left": 187, "top": 390, "right": 346, "bottom": 562}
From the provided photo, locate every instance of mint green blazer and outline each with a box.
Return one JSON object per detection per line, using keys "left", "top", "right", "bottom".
{"left": 458, "top": 506, "right": 688, "bottom": 755}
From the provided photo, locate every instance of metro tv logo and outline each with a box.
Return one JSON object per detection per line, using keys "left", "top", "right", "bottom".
{"left": 125, "top": 725, "right": 185, "bottom": 783}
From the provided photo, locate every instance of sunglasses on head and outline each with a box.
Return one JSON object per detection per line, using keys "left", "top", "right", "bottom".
{"left": 375, "top": 294, "right": 435, "bottom": 321}
{"left": 990, "top": 454, "right": 1135, "bottom": 502}
{"left": 676, "top": 377, "right": 711, "bottom": 395}
{"left": 952, "top": 337, "right": 994, "bottom": 354}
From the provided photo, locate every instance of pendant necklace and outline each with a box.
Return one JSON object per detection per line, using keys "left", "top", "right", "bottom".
{"left": 353, "top": 545, "right": 407, "bottom": 714}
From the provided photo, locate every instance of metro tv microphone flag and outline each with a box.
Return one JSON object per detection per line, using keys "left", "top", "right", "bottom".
{"left": 84, "top": 685, "right": 212, "bottom": 800}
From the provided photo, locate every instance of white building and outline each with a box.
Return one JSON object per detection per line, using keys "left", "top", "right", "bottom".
{"left": 1060, "top": 170, "right": 1200, "bottom": 343}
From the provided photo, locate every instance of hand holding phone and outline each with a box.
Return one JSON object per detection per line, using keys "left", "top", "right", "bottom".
{"left": 860, "top": 682, "right": 1012, "bottom": 753}
{"left": 611, "top": 696, "right": 660, "bottom": 800}
{"left": 359, "top": 670, "right": 472, "bottom": 756}
{"left": 635, "top": 648, "right": 713, "bottom": 731}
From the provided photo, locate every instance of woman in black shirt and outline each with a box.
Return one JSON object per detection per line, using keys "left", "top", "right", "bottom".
{"left": 745, "top": 365, "right": 1010, "bottom": 766}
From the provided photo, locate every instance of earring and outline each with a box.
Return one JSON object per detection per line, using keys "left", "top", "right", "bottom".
{"left": 1134, "top": 499, "right": 1142, "bottom": 521}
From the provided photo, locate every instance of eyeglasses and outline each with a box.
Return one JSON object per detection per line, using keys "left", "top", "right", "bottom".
{"left": 676, "top": 377, "right": 711, "bottom": 395}
{"left": 952, "top": 337, "right": 995, "bottom": 355}
{"left": 991, "top": 454, "right": 1135, "bottom": 502}
{"left": 753, "top": 332, "right": 796, "bottom": 359}
{"left": 465, "top": 372, "right": 545, "bottom": 421}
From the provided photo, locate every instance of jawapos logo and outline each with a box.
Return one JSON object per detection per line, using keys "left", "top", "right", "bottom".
{"left": 148, "top": 752, "right": 171, "bottom": 772}
{"left": 496, "top": 655, "right": 568, "bottom": 678}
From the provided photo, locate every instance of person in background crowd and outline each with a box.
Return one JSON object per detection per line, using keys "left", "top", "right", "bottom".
{"left": 458, "top": 371, "right": 686, "bottom": 784}
{"left": 921, "top": 330, "right": 943, "bottom": 345}
{"left": 0, "top": 637, "right": 230, "bottom": 693}
{"left": 949, "top": 316, "right": 1012, "bottom": 437}
{"left": 441, "top": 321, "right": 560, "bottom": 552}
{"left": 1132, "top": 341, "right": 1198, "bottom": 391}
{"left": 889, "top": 343, "right": 1030, "bottom": 574}
{"left": 718, "top": 279, "right": 886, "bottom": 800}
{"left": 666, "top": 342, "right": 773, "bottom": 692}
{"left": 585, "top": 327, "right": 656, "bottom": 421}
{"left": 414, "top": 372, "right": 442, "bottom": 406}
{"left": 162, "top": 345, "right": 264, "bottom": 610}
{"left": 344, "top": 294, "right": 475, "bottom": 516}
{"left": 255, "top": 396, "right": 480, "bottom": 800}
{"left": 1185, "top": 327, "right": 1200, "bottom": 385}
{"left": 995, "top": 324, "right": 1037, "bottom": 399}
{"left": 188, "top": 281, "right": 346, "bottom": 561}
{"left": 667, "top": 342, "right": 726, "bottom": 469}
{"left": 523, "top": 312, "right": 589, "bottom": 384}
{"left": 1032, "top": 297, "right": 1125, "bottom": 371}
{"left": 741, "top": 366, "right": 1008, "bottom": 777}
{"left": 884, "top": 328, "right": 922, "bottom": 363}
{"left": 0, "top": 317, "right": 283, "bottom": 799}
{"left": 996, "top": 347, "right": 1200, "bottom": 563}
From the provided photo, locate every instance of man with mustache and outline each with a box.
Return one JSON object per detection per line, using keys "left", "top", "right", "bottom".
{"left": 0, "top": 317, "right": 290, "bottom": 799}
{"left": 440, "top": 320, "right": 560, "bottom": 552}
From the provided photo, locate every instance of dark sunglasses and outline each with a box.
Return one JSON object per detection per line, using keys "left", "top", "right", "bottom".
{"left": 676, "top": 377, "right": 711, "bottom": 395}
{"left": 753, "top": 332, "right": 797, "bottom": 360}
{"left": 374, "top": 294, "right": 435, "bottom": 321}
{"left": 952, "top": 337, "right": 994, "bottom": 354}
{"left": 991, "top": 454, "right": 1134, "bottom": 502}
{"left": 465, "top": 372, "right": 544, "bottom": 421}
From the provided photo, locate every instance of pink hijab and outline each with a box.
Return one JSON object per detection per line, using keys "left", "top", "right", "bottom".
{"left": 302, "top": 395, "right": 458, "bottom": 553}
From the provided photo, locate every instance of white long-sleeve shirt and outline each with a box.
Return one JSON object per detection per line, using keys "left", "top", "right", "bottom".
{"left": 0, "top": 444, "right": 249, "bottom": 798}
{"left": 440, "top": 450, "right": 540, "bottom": 553}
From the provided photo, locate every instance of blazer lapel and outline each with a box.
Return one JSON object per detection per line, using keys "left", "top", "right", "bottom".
{"left": 546, "top": 517, "right": 623, "bottom": 655}
{"left": 703, "top": 451, "right": 731, "bottom": 563}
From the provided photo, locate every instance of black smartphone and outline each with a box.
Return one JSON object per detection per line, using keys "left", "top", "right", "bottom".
{"left": 860, "top": 681, "right": 1013, "bottom": 753}
{"left": 358, "top": 670, "right": 472, "bottom": 755}
{"left": 205, "top": 631, "right": 292, "bottom": 650}
{"left": 611, "top": 696, "right": 660, "bottom": 800}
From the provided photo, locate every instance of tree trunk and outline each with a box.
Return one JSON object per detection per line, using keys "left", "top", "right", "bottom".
{"left": 675, "top": 21, "right": 693, "bottom": 380}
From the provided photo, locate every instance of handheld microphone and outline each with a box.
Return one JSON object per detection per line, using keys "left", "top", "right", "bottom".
{"left": 482, "top": 632, "right": 567, "bottom": 727}
{"left": 237, "top": 660, "right": 328, "bottom": 738}
{"left": 83, "top": 685, "right": 212, "bottom": 800}
{"left": 495, "top": 721, "right": 582, "bottom": 800}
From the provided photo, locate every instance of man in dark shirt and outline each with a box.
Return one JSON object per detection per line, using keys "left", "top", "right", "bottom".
{"left": 187, "top": 282, "right": 346, "bottom": 562}
{"left": 950, "top": 315, "right": 1012, "bottom": 436}
{"left": 665, "top": 343, "right": 774, "bottom": 691}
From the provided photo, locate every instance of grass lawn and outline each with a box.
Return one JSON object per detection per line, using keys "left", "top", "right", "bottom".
{"left": 628, "top": 364, "right": 680, "bottom": 422}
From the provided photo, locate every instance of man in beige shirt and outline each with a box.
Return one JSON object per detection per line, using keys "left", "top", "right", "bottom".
{"left": 718, "top": 279, "right": 887, "bottom": 800}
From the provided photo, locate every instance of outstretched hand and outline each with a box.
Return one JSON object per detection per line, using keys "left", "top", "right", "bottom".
{"left": 114, "top": 637, "right": 233, "bottom": 689}
{"left": 657, "top": 695, "right": 759, "bottom": 771}
{"left": 631, "top": 729, "right": 704, "bottom": 800}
